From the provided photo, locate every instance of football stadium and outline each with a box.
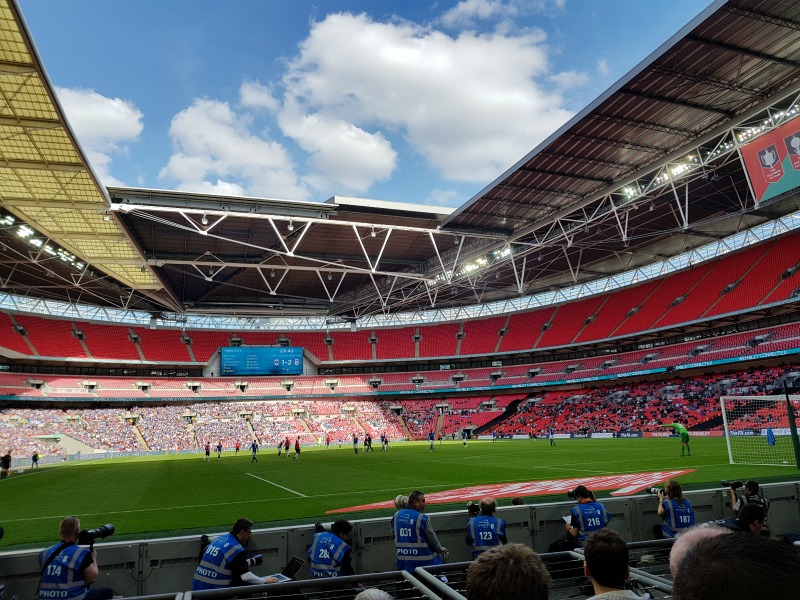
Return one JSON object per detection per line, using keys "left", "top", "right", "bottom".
{"left": 1, "top": 0, "right": 800, "bottom": 598}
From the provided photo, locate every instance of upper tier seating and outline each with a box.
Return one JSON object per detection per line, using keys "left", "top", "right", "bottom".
{"left": 79, "top": 321, "right": 141, "bottom": 360}
{"left": 15, "top": 315, "right": 86, "bottom": 358}
{"left": 459, "top": 316, "right": 506, "bottom": 356}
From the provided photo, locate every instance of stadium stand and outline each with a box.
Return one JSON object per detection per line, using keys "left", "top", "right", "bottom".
{"left": 14, "top": 315, "right": 87, "bottom": 358}
{"left": 537, "top": 294, "right": 606, "bottom": 348}
{"left": 374, "top": 327, "right": 415, "bottom": 360}
{"left": 131, "top": 327, "right": 192, "bottom": 362}
{"left": 78, "top": 321, "right": 141, "bottom": 360}
{"left": 458, "top": 315, "right": 505, "bottom": 356}
{"left": 498, "top": 307, "right": 555, "bottom": 352}
{"left": 329, "top": 330, "right": 372, "bottom": 361}
{"left": 0, "top": 311, "right": 34, "bottom": 355}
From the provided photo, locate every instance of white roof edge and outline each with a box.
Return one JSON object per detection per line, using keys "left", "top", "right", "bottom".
{"left": 329, "top": 195, "right": 454, "bottom": 216}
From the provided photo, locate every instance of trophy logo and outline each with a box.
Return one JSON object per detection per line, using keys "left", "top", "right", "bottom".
{"left": 757, "top": 143, "right": 783, "bottom": 183}
{"left": 783, "top": 132, "right": 800, "bottom": 170}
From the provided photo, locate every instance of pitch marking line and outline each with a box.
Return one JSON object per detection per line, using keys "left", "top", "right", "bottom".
{"left": 247, "top": 473, "right": 306, "bottom": 497}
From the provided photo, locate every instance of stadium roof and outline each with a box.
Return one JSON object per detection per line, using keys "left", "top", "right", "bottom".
{"left": 0, "top": 0, "right": 799, "bottom": 322}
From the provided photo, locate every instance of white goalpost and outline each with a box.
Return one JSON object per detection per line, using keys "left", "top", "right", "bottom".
{"left": 720, "top": 394, "right": 800, "bottom": 466}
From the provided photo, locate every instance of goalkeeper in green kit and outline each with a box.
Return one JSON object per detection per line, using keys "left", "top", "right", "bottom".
{"left": 658, "top": 422, "right": 690, "bottom": 457}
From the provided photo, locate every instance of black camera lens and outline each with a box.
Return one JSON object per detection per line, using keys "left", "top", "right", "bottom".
{"left": 78, "top": 524, "right": 115, "bottom": 545}
{"left": 721, "top": 480, "right": 743, "bottom": 489}
{"left": 567, "top": 490, "right": 577, "bottom": 500}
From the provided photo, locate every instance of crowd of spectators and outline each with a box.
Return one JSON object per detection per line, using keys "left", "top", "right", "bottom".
{"left": 0, "top": 364, "right": 795, "bottom": 455}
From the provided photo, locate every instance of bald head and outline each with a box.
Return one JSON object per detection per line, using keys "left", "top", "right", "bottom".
{"left": 669, "top": 526, "right": 731, "bottom": 577}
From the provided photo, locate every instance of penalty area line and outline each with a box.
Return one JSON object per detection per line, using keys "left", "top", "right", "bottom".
{"left": 247, "top": 473, "right": 307, "bottom": 497}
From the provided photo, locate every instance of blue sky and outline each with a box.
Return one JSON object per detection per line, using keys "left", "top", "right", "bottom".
{"left": 19, "top": 0, "right": 714, "bottom": 207}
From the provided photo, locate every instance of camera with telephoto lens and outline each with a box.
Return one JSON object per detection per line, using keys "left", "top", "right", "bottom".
{"left": 246, "top": 554, "right": 263, "bottom": 568}
{"left": 647, "top": 487, "right": 664, "bottom": 495}
{"left": 78, "top": 524, "right": 115, "bottom": 546}
{"left": 467, "top": 501, "right": 480, "bottom": 517}
{"left": 567, "top": 489, "right": 577, "bottom": 500}
{"left": 721, "top": 480, "right": 743, "bottom": 489}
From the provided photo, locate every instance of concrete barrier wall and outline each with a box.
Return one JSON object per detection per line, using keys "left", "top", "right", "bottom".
{"left": 2, "top": 483, "right": 798, "bottom": 599}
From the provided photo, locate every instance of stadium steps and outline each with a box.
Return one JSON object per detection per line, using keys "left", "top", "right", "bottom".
{"left": 495, "top": 315, "right": 511, "bottom": 354}
{"left": 56, "top": 433, "right": 97, "bottom": 455}
{"left": 397, "top": 415, "right": 413, "bottom": 440}
{"left": 133, "top": 425, "right": 150, "bottom": 451}
{"left": 8, "top": 313, "right": 39, "bottom": 356}
{"left": 474, "top": 397, "right": 524, "bottom": 435}
{"left": 434, "top": 413, "right": 444, "bottom": 437}
{"left": 245, "top": 419, "right": 257, "bottom": 442}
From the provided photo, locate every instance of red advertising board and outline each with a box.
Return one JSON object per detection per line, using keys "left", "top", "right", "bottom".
{"left": 740, "top": 115, "right": 800, "bottom": 205}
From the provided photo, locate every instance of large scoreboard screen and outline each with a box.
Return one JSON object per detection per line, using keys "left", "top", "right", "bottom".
{"left": 220, "top": 346, "right": 303, "bottom": 376}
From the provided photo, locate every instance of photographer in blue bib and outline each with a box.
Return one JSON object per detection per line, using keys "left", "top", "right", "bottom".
{"left": 550, "top": 485, "right": 611, "bottom": 551}
{"left": 38, "top": 517, "right": 115, "bottom": 600}
{"left": 308, "top": 520, "right": 354, "bottom": 578}
{"left": 192, "top": 518, "right": 278, "bottom": 590}
{"left": 653, "top": 479, "right": 695, "bottom": 539}
{"left": 391, "top": 491, "right": 449, "bottom": 572}
{"left": 465, "top": 498, "right": 507, "bottom": 557}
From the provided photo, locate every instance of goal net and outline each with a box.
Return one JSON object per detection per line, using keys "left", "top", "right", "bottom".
{"left": 720, "top": 394, "right": 800, "bottom": 466}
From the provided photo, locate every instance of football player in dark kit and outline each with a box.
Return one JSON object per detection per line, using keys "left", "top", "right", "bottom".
{"left": 192, "top": 518, "right": 277, "bottom": 589}
{"left": 250, "top": 440, "right": 259, "bottom": 462}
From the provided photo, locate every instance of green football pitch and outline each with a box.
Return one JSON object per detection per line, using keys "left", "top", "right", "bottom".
{"left": 1, "top": 437, "right": 797, "bottom": 549}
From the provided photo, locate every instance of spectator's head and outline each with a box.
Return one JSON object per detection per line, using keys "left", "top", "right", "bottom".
{"left": 60, "top": 516, "right": 80, "bottom": 542}
{"left": 669, "top": 526, "right": 730, "bottom": 577}
{"left": 408, "top": 490, "right": 427, "bottom": 513}
{"left": 231, "top": 518, "right": 253, "bottom": 544}
{"left": 673, "top": 531, "right": 800, "bottom": 599}
{"left": 331, "top": 519, "right": 353, "bottom": 541}
{"left": 744, "top": 480, "right": 760, "bottom": 495}
{"left": 354, "top": 589, "right": 394, "bottom": 600}
{"left": 479, "top": 497, "right": 497, "bottom": 515}
{"left": 511, "top": 496, "right": 525, "bottom": 506}
{"left": 664, "top": 479, "right": 684, "bottom": 501}
{"left": 466, "top": 543, "right": 551, "bottom": 600}
{"left": 737, "top": 502, "right": 766, "bottom": 534}
{"left": 583, "top": 528, "right": 628, "bottom": 591}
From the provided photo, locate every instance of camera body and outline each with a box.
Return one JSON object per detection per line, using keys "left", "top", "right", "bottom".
{"left": 78, "top": 524, "right": 115, "bottom": 545}
{"left": 467, "top": 501, "right": 480, "bottom": 517}
{"left": 721, "top": 480, "right": 743, "bottom": 489}
{"left": 647, "top": 487, "right": 663, "bottom": 495}
{"left": 567, "top": 489, "right": 577, "bottom": 500}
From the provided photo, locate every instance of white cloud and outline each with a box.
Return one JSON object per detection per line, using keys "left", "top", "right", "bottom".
{"left": 278, "top": 99, "right": 397, "bottom": 195}
{"left": 441, "top": 0, "right": 518, "bottom": 28}
{"left": 239, "top": 80, "right": 279, "bottom": 112}
{"left": 55, "top": 86, "right": 143, "bottom": 186}
{"left": 424, "top": 188, "right": 463, "bottom": 207}
{"left": 596, "top": 58, "right": 610, "bottom": 77}
{"left": 549, "top": 69, "right": 589, "bottom": 90}
{"left": 159, "top": 99, "right": 308, "bottom": 200}
{"left": 280, "top": 12, "right": 573, "bottom": 186}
